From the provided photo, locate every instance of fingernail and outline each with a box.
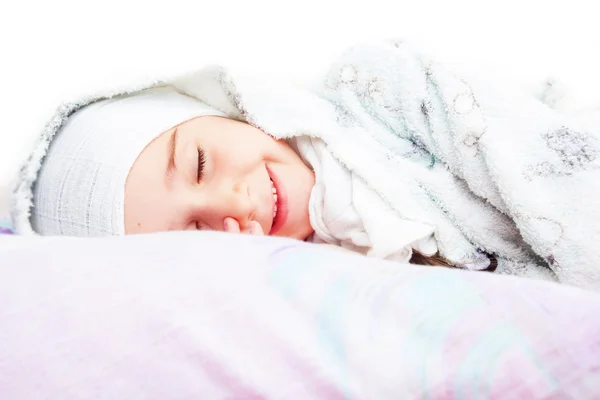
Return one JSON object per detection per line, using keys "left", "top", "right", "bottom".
{"left": 223, "top": 218, "right": 230, "bottom": 231}
{"left": 248, "top": 223, "right": 256, "bottom": 234}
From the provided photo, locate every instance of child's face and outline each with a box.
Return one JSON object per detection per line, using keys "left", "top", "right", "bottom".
{"left": 124, "top": 116, "right": 315, "bottom": 239}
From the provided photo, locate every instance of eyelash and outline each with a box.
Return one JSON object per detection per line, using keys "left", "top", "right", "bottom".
{"left": 197, "top": 148, "right": 206, "bottom": 182}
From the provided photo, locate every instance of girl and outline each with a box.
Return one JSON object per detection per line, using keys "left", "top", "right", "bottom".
{"left": 11, "top": 41, "right": 600, "bottom": 290}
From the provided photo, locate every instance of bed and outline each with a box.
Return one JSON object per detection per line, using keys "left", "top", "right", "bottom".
{"left": 1, "top": 230, "right": 598, "bottom": 399}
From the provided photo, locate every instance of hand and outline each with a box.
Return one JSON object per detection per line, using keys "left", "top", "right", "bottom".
{"left": 223, "top": 217, "right": 264, "bottom": 236}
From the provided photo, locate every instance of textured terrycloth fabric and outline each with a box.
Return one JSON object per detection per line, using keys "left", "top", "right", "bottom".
{"left": 11, "top": 41, "right": 600, "bottom": 289}
{"left": 174, "top": 43, "right": 600, "bottom": 290}
{"left": 170, "top": 41, "right": 599, "bottom": 289}
{"left": 1, "top": 232, "right": 599, "bottom": 399}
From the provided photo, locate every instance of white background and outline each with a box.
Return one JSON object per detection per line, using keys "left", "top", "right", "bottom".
{"left": 1, "top": 0, "right": 599, "bottom": 212}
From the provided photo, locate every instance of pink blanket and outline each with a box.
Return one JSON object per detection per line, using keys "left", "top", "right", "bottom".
{"left": 1, "top": 232, "right": 599, "bottom": 399}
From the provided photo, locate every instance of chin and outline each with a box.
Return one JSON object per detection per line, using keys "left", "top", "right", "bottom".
{"left": 290, "top": 224, "right": 314, "bottom": 241}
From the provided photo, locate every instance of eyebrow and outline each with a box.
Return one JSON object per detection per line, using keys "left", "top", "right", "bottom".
{"left": 166, "top": 127, "right": 179, "bottom": 181}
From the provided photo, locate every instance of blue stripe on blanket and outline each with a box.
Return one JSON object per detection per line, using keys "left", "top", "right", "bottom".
{"left": 0, "top": 217, "right": 14, "bottom": 234}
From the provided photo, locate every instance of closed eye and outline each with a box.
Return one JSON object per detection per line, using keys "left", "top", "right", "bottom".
{"left": 197, "top": 148, "right": 206, "bottom": 182}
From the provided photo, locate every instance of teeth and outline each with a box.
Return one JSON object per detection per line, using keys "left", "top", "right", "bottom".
{"left": 271, "top": 179, "right": 278, "bottom": 220}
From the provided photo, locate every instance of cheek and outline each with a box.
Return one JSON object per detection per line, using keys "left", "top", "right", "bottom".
{"left": 215, "top": 141, "right": 268, "bottom": 169}
{"left": 124, "top": 174, "right": 176, "bottom": 234}
{"left": 124, "top": 195, "right": 166, "bottom": 234}
{"left": 258, "top": 140, "right": 293, "bottom": 165}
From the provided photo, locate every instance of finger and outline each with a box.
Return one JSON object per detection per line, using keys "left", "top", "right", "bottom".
{"left": 248, "top": 221, "right": 264, "bottom": 236}
{"left": 223, "top": 217, "right": 241, "bottom": 233}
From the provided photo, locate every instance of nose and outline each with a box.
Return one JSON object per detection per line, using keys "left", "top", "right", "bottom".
{"left": 194, "top": 179, "right": 255, "bottom": 231}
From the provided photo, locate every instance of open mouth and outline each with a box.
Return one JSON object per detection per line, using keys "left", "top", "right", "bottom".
{"left": 266, "top": 165, "right": 287, "bottom": 236}
{"left": 270, "top": 177, "right": 279, "bottom": 225}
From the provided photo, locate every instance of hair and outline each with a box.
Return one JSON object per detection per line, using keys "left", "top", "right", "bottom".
{"left": 409, "top": 251, "right": 498, "bottom": 272}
